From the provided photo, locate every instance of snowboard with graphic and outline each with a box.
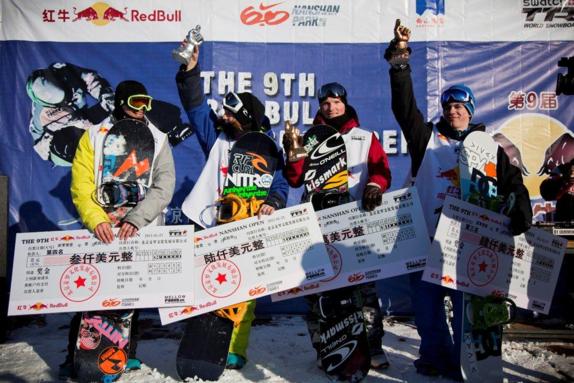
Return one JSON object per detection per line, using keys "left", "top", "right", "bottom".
{"left": 74, "top": 119, "right": 154, "bottom": 381}
{"left": 302, "top": 124, "right": 371, "bottom": 382}
{"left": 98, "top": 118, "right": 155, "bottom": 225}
{"left": 458, "top": 131, "right": 516, "bottom": 382}
{"left": 176, "top": 132, "right": 279, "bottom": 381}
{"left": 74, "top": 311, "right": 133, "bottom": 383}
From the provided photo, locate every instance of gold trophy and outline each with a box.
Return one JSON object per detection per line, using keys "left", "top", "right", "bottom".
{"left": 172, "top": 25, "right": 204, "bottom": 65}
{"left": 283, "top": 121, "right": 307, "bottom": 162}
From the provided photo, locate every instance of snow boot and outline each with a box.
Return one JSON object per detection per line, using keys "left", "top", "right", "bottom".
{"left": 226, "top": 352, "right": 246, "bottom": 369}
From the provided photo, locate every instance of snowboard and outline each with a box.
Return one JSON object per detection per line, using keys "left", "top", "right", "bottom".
{"left": 303, "top": 124, "right": 371, "bottom": 382}
{"left": 97, "top": 118, "right": 155, "bottom": 225}
{"left": 458, "top": 131, "right": 516, "bottom": 382}
{"left": 74, "top": 119, "right": 154, "bottom": 381}
{"left": 176, "top": 131, "right": 279, "bottom": 381}
{"left": 74, "top": 311, "right": 133, "bottom": 383}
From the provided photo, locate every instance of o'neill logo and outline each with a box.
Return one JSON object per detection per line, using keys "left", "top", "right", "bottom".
{"left": 43, "top": 2, "right": 181, "bottom": 25}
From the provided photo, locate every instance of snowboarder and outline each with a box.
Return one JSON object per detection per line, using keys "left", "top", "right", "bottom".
{"left": 59, "top": 80, "right": 175, "bottom": 378}
{"left": 177, "top": 44, "right": 288, "bottom": 370}
{"left": 385, "top": 19, "right": 532, "bottom": 380}
{"left": 283, "top": 81, "right": 393, "bottom": 370}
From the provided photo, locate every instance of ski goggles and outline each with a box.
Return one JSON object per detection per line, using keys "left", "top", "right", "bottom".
{"left": 126, "top": 94, "right": 153, "bottom": 111}
{"left": 440, "top": 87, "right": 472, "bottom": 105}
{"left": 223, "top": 91, "right": 253, "bottom": 123}
{"left": 317, "top": 82, "right": 347, "bottom": 102}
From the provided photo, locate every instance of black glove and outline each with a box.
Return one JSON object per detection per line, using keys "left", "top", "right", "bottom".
{"left": 362, "top": 185, "right": 383, "bottom": 212}
{"left": 510, "top": 212, "right": 531, "bottom": 236}
{"left": 168, "top": 123, "right": 194, "bottom": 147}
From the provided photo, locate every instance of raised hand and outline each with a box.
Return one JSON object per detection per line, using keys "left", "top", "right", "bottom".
{"left": 393, "top": 19, "right": 411, "bottom": 49}
{"left": 186, "top": 44, "right": 200, "bottom": 71}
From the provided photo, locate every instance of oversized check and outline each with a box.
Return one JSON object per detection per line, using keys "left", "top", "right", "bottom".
{"left": 422, "top": 196, "right": 567, "bottom": 314}
{"left": 159, "top": 203, "right": 332, "bottom": 325}
{"left": 8, "top": 225, "right": 195, "bottom": 315}
{"left": 272, "top": 187, "right": 431, "bottom": 302}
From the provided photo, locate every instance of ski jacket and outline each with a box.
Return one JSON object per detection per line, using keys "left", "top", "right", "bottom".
{"left": 389, "top": 65, "right": 532, "bottom": 235}
{"left": 176, "top": 65, "right": 288, "bottom": 226}
{"left": 71, "top": 116, "right": 175, "bottom": 231}
{"left": 284, "top": 106, "right": 392, "bottom": 201}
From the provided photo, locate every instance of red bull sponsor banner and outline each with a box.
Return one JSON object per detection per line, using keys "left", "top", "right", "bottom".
{"left": 422, "top": 197, "right": 567, "bottom": 314}
{"left": 8, "top": 225, "right": 196, "bottom": 315}
{"left": 272, "top": 188, "right": 431, "bottom": 301}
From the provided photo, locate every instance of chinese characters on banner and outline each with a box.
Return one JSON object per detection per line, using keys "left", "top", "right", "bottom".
{"left": 8, "top": 226, "right": 195, "bottom": 315}
{"left": 422, "top": 196, "right": 566, "bottom": 314}
{"left": 272, "top": 187, "right": 431, "bottom": 302}
{"left": 159, "top": 203, "right": 332, "bottom": 325}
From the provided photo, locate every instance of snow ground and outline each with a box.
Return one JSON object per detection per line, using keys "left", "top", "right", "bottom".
{"left": 1, "top": 312, "right": 573, "bottom": 383}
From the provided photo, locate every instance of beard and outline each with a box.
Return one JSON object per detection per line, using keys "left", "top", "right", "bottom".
{"left": 218, "top": 119, "right": 246, "bottom": 140}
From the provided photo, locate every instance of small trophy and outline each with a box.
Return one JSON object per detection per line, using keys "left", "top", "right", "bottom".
{"left": 172, "top": 25, "right": 204, "bottom": 65}
{"left": 284, "top": 121, "right": 307, "bottom": 162}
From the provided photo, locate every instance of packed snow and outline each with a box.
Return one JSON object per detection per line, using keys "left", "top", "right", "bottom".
{"left": 1, "top": 311, "right": 573, "bottom": 382}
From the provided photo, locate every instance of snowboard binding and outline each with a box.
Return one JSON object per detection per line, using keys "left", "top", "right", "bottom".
{"left": 468, "top": 295, "right": 516, "bottom": 330}
{"left": 216, "top": 193, "right": 263, "bottom": 224}
{"left": 97, "top": 181, "right": 146, "bottom": 208}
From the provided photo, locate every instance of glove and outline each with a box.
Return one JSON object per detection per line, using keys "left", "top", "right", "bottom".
{"left": 506, "top": 193, "right": 531, "bottom": 236}
{"left": 362, "top": 185, "right": 383, "bottom": 212}
{"left": 384, "top": 19, "right": 412, "bottom": 67}
{"left": 167, "top": 124, "right": 194, "bottom": 146}
{"left": 509, "top": 212, "right": 531, "bottom": 236}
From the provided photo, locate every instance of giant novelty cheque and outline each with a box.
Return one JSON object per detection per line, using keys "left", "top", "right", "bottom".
{"left": 8, "top": 225, "right": 195, "bottom": 315}
{"left": 272, "top": 187, "right": 431, "bottom": 301}
{"left": 422, "top": 196, "right": 567, "bottom": 314}
{"left": 159, "top": 203, "right": 332, "bottom": 325}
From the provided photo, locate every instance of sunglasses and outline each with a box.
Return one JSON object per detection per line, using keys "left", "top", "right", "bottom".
{"left": 223, "top": 92, "right": 252, "bottom": 122}
{"left": 441, "top": 88, "right": 472, "bottom": 105}
{"left": 127, "top": 94, "right": 153, "bottom": 111}
{"left": 318, "top": 82, "right": 347, "bottom": 101}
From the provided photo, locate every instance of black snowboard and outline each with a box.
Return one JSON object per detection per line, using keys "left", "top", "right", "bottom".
{"left": 302, "top": 124, "right": 371, "bottom": 381}
{"left": 176, "top": 314, "right": 234, "bottom": 381}
{"left": 302, "top": 124, "right": 350, "bottom": 210}
{"left": 74, "top": 311, "right": 133, "bottom": 383}
{"left": 176, "top": 132, "right": 279, "bottom": 381}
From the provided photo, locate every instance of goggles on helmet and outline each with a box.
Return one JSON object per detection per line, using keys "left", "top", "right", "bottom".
{"left": 318, "top": 82, "right": 347, "bottom": 102}
{"left": 223, "top": 91, "right": 252, "bottom": 123}
{"left": 127, "top": 94, "right": 153, "bottom": 111}
{"left": 441, "top": 87, "right": 472, "bottom": 106}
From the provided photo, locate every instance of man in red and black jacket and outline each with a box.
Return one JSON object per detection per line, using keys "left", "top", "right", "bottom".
{"left": 283, "top": 82, "right": 392, "bottom": 369}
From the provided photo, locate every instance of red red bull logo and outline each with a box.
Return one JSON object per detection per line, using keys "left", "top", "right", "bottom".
{"left": 70, "top": 2, "right": 181, "bottom": 26}
{"left": 60, "top": 235, "right": 74, "bottom": 241}
{"left": 180, "top": 306, "right": 197, "bottom": 314}
{"left": 437, "top": 167, "right": 460, "bottom": 187}
{"left": 441, "top": 275, "right": 455, "bottom": 284}
{"left": 29, "top": 302, "right": 48, "bottom": 311}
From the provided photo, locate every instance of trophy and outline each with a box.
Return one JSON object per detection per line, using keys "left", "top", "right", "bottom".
{"left": 172, "top": 25, "right": 204, "bottom": 65}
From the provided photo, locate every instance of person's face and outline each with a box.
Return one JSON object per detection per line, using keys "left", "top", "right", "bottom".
{"left": 221, "top": 109, "right": 246, "bottom": 139}
{"left": 320, "top": 97, "right": 346, "bottom": 119}
{"left": 443, "top": 102, "right": 470, "bottom": 131}
{"left": 122, "top": 105, "right": 145, "bottom": 121}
